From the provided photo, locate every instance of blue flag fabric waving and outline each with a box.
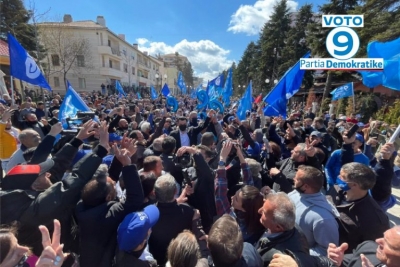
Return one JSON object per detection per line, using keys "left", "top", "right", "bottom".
{"left": 207, "top": 74, "right": 224, "bottom": 99}
{"left": 237, "top": 81, "right": 252, "bottom": 120}
{"left": 137, "top": 92, "right": 142, "bottom": 99}
{"left": 359, "top": 37, "right": 400, "bottom": 91}
{"left": 222, "top": 68, "right": 233, "bottom": 106}
{"left": 7, "top": 33, "right": 51, "bottom": 91}
{"left": 59, "top": 81, "right": 90, "bottom": 129}
{"left": 115, "top": 81, "right": 126, "bottom": 96}
{"left": 150, "top": 86, "right": 158, "bottom": 100}
{"left": 161, "top": 83, "right": 170, "bottom": 96}
{"left": 331, "top": 82, "right": 354, "bottom": 101}
{"left": 263, "top": 52, "right": 311, "bottom": 118}
{"left": 177, "top": 71, "right": 187, "bottom": 94}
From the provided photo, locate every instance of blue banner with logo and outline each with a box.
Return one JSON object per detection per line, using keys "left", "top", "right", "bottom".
{"left": 8, "top": 33, "right": 51, "bottom": 90}
{"left": 331, "top": 82, "right": 354, "bottom": 100}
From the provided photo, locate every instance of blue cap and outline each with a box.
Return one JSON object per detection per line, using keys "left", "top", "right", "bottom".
{"left": 355, "top": 133, "right": 364, "bottom": 144}
{"left": 117, "top": 205, "right": 160, "bottom": 251}
{"left": 228, "top": 116, "right": 235, "bottom": 123}
{"left": 109, "top": 133, "right": 123, "bottom": 142}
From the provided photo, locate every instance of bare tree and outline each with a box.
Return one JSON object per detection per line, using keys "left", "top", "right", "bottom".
{"left": 39, "top": 21, "right": 94, "bottom": 90}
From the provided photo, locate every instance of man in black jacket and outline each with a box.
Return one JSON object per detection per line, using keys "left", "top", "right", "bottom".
{"left": 0, "top": 120, "right": 109, "bottom": 256}
{"left": 269, "top": 140, "right": 321, "bottom": 193}
{"left": 169, "top": 109, "right": 213, "bottom": 149}
{"left": 76, "top": 145, "right": 144, "bottom": 267}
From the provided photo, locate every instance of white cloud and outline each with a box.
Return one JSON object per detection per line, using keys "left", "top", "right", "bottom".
{"left": 228, "top": 0, "right": 298, "bottom": 36}
{"left": 137, "top": 38, "right": 234, "bottom": 84}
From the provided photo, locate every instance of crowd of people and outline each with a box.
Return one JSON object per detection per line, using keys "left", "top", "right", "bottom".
{"left": 0, "top": 90, "right": 399, "bottom": 267}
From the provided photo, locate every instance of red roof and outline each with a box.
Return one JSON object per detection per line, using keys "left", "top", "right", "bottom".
{"left": 0, "top": 40, "right": 9, "bottom": 57}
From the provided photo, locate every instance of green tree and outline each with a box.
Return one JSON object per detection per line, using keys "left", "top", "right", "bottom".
{"left": 0, "top": 0, "right": 40, "bottom": 52}
{"left": 375, "top": 99, "right": 400, "bottom": 124}
{"left": 280, "top": 4, "right": 314, "bottom": 90}
{"left": 182, "top": 61, "right": 194, "bottom": 87}
{"left": 258, "top": 0, "right": 291, "bottom": 93}
{"left": 234, "top": 41, "right": 258, "bottom": 96}
{"left": 307, "top": 0, "right": 359, "bottom": 114}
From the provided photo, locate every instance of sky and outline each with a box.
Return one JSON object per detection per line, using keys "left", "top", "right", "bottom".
{"left": 27, "top": 0, "right": 327, "bottom": 84}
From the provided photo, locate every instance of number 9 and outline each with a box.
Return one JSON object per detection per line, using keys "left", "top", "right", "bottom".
{"left": 326, "top": 27, "right": 360, "bottom": 60}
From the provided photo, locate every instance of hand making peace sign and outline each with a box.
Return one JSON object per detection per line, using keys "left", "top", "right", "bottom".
{"left": 36, "top": 220, "right": 68, "bottom": 267}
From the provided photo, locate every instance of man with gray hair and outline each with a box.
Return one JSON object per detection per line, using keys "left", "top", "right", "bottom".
{"left": 256, "top": 192, "right": 309, "bottom": 266}
{"left": 148, "top": 174, "right": 201, "bottom": 266}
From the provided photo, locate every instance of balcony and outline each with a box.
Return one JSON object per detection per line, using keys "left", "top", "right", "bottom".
{"left": 97, "top": 45, "right": 121, "bottom": 60}
{"left": 100, "top": 67, "right": 123, "bottom": 78}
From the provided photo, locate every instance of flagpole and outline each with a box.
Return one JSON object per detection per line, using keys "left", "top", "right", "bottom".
{"left": 352, "top": 82, "right": 355, "bottom": 113}
{"left": 10, "top": 75, "right": 15, "bottom": 105}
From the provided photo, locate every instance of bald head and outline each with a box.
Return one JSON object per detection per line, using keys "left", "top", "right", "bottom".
{"left": 19, "top": 129, "right": 41, "bottom": 147}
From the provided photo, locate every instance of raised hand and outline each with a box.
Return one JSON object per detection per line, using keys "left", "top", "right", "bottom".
{"left": 113, "top": 145, "right": 132, "bottom": 167}
{"left": 36, "top": 220, "right": 68, "bottom": 267}
{"left": 49, "top": 122, "right": 63, "bottom": 137}
{"left": 380, "top": 143, "right": 395, "bottom": 160}
{"left": 220, "top": 141, "right": 233, "bottom": 162}
{"left": 98, "top": 121, "right": 110, "bottom": 151}
{"left": 76, "top": 120, "right": 96, "bottom": 140}
{"left": 304, "top": 138, "right": 317, "bottom": 157}
{"left": 342, "top": 130, "right": 356, "bottom": 144}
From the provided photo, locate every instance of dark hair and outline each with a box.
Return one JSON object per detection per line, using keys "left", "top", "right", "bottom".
{"left": 0, "top": 225, "right": 18, "bottom": 264}
{"left": 208, "top": 214, "right": 243, "bottom": 267}
{"left": 140, "top": 172, "right": 157, "bottom": 198}
{"left": 269, "top": 141, "right": 281, "bottom": 160}
{"left": 129, "top": 130, "right": 142, "bottom": 139}
{"left": 162, "top": 136, "right": 176, "bottom": 155}
{"left": 297, "top": 165, "right": 324, "bottom": 192}
{"left": 143, "top": 156, "right": 161, "bottom": 172}
{"left": 201, "top": 132, "right": 215, "bottom": 147}
{"left": 342, "top": 162, "right": 376, "bottom": 190}
{"left": 196, "top": 145, "right": 215, "bottom": 159}
{"left": 236, "top": 185, "right": 264, "bottom": 234}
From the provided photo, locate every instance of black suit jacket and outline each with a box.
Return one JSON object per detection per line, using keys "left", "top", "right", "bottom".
{"left": 169, "top": 116, "right": 211, "bottom": 149}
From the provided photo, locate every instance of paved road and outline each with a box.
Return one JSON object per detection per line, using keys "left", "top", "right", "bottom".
{"left": 388, "top": 186, "right": 400, "bottom": 226}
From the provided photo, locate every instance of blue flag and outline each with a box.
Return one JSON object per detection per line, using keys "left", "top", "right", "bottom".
{"left": 222, "top": 68, "right": 233, "bottom": 106}
{"left": 137, "top": 92, "right": 142, "bottom": 99}
{"left": 177, "top": 71, "right": 187, "bottom": 94}
{"left": 150, "top": 85, "right": 158, "bottom": 100}
{"left": 161, "top": 83, "right": 170, "bottom": 96}
{"left": 115, "top": 81, "right": 126, "bottom": 96}
{"left": 58, "top": 81, "right": 90, "bottom": 129}
{"left": 359, "top": 37, "right": 400, "bottom": 91}
{"left": 7, "top": 33, "right": 51, "bottom": 91}
{"left": 207, "top": 74, "right": 224, "bottom": 99}
{"left": 263, "top": 52, "right": 311, "bottom": 117}
{"left": 331, "top": 82, "right": 354, "bottom": 101}
{"left": 237, "top": 81, "right": 252, "bottom": 120}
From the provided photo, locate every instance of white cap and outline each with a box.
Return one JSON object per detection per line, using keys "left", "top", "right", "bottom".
{"left": 339, "top": 116, "right": 347, "bottom": 120}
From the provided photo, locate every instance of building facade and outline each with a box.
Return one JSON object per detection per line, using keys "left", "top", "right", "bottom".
{"left": 37, "top": 15, "right": 165, "bottom": 94}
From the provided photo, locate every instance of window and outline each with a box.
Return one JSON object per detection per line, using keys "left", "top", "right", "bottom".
{"left": 138, "top": 70, "right": 142, "bottom": 77}
{"left": 123, "top": 63, "right": 128, "bottom": 73}
{"left": 132, "top": 67, "right": 135, "bottom": 75}
{"left": 51, "top": 54, "right": 60, "bottom": 66}
{"left": 77, "top": 55, "right": 85, "bottom": 67}
{"left": 102, "top": 56, "right": 105, "bottom": 67}
{"left": 78, "top": 78, "right": 86, "bottom": 89}
{"left": 100, "top": 33, "right": 103, "bottom": 45}
{"left": 53, "top": 77, "right": 60, "bottom": 88}
{"left": 109, "top": 60, "right": 113, "bottom": 68}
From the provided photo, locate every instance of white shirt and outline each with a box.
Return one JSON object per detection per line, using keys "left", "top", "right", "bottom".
{"left": 179, "top": 131, "right": 190, "bottom": 147}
